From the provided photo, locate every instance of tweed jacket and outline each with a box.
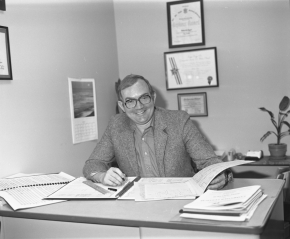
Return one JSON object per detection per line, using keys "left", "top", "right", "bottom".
{"left": 83, "top": 107, "right": 221, "bottom": 179}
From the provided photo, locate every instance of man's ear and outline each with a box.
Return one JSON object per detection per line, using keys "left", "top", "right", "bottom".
{"left": 152, "top": 92, "right": 157, "bottom": 103}
{"left": 118, "top": 101, "right": 125, "bottom": 112}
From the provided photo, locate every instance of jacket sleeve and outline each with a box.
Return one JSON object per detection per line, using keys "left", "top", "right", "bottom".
{"left": 182, "top": 117, "right": 222, "bottom": 171}
{"left": 83, "top": 118, "right": 116, "bottom": 180}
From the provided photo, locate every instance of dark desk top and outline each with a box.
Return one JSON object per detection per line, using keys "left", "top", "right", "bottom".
{"left": 246, "top": 156, "right": 290, "bottom": 166}
{"left": 0, "top": 179, "right": 284, "bottom": 235}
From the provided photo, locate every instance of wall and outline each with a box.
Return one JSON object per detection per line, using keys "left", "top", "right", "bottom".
{"left": 0, "top": 0, "right": 119, "bottom": 178}
{"left": 114, "top": 0, "right": 290, "bottom": 155}
{"left": 0, "top": 0, "right": 289, "bottom": 179}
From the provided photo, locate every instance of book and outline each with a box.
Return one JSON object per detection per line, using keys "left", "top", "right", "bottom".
{"left": 180, "top": 185, "right": 267, "bottom": 221}
{"left": 45, "top": 176, "right": 141, "bottom": 200}
{"left": 0, "top": 172, "right": 75, "bottom": 210}
{"left": 128, "top": 160, "right": 253, "bottom": 201}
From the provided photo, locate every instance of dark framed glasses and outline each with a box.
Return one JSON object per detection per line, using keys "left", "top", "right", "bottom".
{"left": 124, "top": 94, "right": 152, "bottom": 109}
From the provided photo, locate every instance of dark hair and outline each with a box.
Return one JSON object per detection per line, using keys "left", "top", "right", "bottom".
{"left": 118, "top": 74, "right": 155, "bottom": 101}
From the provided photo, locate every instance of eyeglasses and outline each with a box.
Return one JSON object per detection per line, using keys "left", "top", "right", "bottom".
{"left": 123, "top": 94, "right": 152, "bottom": 109}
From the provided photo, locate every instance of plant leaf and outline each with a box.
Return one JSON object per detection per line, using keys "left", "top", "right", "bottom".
{"left": 271, "top": 118, "right": 278, "bottom": 129}
{"left": 259, "top": 107, "right": 274, "bottom": 118}
{"left": 259, "top": 107, "right": 278, "bottom": 129}
{"left": 280, "top": 130, "right": 290, "bottom": 139}
{"left": 279, "top": 96, "right": 290, "bottom": 111}
{"left": 280, "top": 110, "right": 290, "bottom": 123}
{"left": 282, "top": 121, "right": 290, "bottom": 129}
{"left": 260, "top": 131, "right": 276, "bottom": 142}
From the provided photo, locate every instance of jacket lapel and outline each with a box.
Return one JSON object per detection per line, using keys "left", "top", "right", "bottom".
{"left": 154, "top": 109, "right": 167, "bottom": 177}
{"left": 120, "top": 120, "right": 139, "bottom": 175}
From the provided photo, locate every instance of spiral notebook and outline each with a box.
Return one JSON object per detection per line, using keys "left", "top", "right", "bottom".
{"left": 0, "top": 172, "right": 75, "bottom": 210}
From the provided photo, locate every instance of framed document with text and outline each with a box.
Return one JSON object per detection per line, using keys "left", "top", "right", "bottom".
{"left": 167, "top": 0, "right": 205, "bottom": 48}
{"left": 0, "top": 26, "right": 12, "bottom": 80}
{"left": 0, "top": 0, "right": 6, "bottom": 11}
{"left": 164, "top": 47, "right": 218, "bottom": 90}
{"left": 178, "top": 92, "right": 208, "bottom": 117}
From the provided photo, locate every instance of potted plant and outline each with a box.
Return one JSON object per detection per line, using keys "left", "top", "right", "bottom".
{"left": 259, "top": 96, "right": 290, "bottom": 159}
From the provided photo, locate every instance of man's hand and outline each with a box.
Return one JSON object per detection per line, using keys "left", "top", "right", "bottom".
{"left": 207, "top": 172, "right": 227, "bottom": 190}
{"left": 101, "top": 167, "right": 126, "bottom": 186}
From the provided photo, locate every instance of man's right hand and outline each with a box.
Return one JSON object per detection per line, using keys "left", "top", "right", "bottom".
{"left": 101, "top": 167, "right": 126, "bottom": 186}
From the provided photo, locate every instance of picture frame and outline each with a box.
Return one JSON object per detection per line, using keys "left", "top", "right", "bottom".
{"left": 167, "top": 0, "right": 205, "bottom": 48}
{"left": 0, "top": 0, "right": 6, "bottom": 11}
{"left": 164, "top": 47, "right": 218, "bottom": 90}
{"left": 0, "top": 26, "right": 12, "bottom": 80}
{"left": 178, "top": 92, "right": 208, "bottom": 117}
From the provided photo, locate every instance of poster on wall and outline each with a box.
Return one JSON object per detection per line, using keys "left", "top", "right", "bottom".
{"left": 164, "top": 47, "right": 219, "bottom": 90}
{"left": 68, "top": 78, "right": 98, "bottom": 144}
{"left": 0, "top": 26, "right": 12, "bottom": 80}
{"left": 167, "top": 0, "right": 205, "bottom": 48}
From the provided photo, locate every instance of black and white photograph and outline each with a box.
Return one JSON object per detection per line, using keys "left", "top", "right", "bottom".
{"left": 71, "top": 81, "right": 95, "bottom": 118}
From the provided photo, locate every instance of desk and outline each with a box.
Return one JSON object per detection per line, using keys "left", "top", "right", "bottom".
{"left": 232, "top": 156, "right": 290, "bottom": 179}
{"left": 247, "top": 156, "right": 290, "bottom": 166}
{"left": 0, "top": 179, "right": 285, "bottom": 239}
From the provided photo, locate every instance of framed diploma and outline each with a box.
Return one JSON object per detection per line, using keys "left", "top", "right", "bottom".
{"left": 164, "top": 47, "right": 218, "bottom": 90}
{"left": 0, "top": 26, "right": 12, "bottom": 80}
{"left": 178, "top": 92, "right": 208, "bottom": 117}
{"left": 167, "top": 0, "right": 205, "bottom": 48}
{"left": 0, "top": 0, "right": 6, "bottom": 11}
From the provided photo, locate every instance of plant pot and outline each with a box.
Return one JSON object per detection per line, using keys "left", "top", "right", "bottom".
{"left": 268, "top": 143, "right": 287, "bottom": 159}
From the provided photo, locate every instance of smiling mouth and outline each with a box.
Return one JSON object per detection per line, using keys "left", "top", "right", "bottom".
{"left": 136, "top": 110, "right": 146, "bottom": 115}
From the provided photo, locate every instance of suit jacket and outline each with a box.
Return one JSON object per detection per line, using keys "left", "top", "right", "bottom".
{"left": 83, "top": 107, "right": 221, "bottom": 179}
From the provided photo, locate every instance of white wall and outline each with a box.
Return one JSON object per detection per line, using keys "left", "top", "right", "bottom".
{"left": 114, "top": 0, "right": 290, "bottom": 155}
{"left": 0, "top": 0, "right": 289, "bottom": 179}
{"left": 0, "top": 0, "right": 119, "bottom": 177}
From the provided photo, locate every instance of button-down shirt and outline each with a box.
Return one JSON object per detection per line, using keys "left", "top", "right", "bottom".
{"left": 133, "top": 124, "right": 159, "bottom": 177}
{"left": 91, "top": 116, "right": 160, "bottom": 182}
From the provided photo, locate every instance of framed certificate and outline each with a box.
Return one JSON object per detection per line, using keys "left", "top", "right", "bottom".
{"left": 0, "top": 26, "right": 12, "bottom": 80}
{"left": 164, "top": 47, "right": 218, "bottom": 90}
{"left": 0, "top": 0, "right": 6, "bottom": 11}
{"left": 178, "top": 92, "right": 208, "bottom": 117}
{"left": 167, "top": 0, "right": 205, "bottom": 48}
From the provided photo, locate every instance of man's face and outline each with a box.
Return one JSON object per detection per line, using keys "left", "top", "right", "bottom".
{"left": 118, "top": 80, "right": 156, "bottom": 126}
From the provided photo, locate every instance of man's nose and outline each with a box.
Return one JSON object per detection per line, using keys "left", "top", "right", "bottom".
{"left": 135, "top": 100, "right": 144, "bottom": 109}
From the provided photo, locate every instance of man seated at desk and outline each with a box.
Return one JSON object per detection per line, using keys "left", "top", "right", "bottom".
{"left": 83, "top": 74, "right": 230, "bottom": 189}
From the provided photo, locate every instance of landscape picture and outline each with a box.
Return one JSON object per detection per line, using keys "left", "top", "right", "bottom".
{"left": 71, "top": 81, "right": 95, "bottom": 118}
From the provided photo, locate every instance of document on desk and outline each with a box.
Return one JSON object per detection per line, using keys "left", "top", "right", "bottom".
{"left": 189, "top": 160, "right": 254, "bottom": 196}
{"left": 131, "top": 160, "right": 253, "bottom": 201}
{"left": 45, "top": 177, "right": 139, "bottom": 200}
{"left": 180, "top": 185, "right": 267, "bottom": 221}
{"left": 120, "top": 178, "right": 194, "bottom": 200}
{"left": 0, "top": 172, "right": 75, "bottom": 210}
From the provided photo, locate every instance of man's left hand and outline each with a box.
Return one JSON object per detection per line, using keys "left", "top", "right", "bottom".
{"left": 207, "top": 172, "right": 227, "bottom": 190}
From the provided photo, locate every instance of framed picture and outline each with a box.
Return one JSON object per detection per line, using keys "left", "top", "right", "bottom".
{"left": 0, "top": 26, "right": 12, "bottom": 80}
{"left": 178, "top": 92, "right": 208, "bottom": 117}
{"left": 0, "top": 0, "right": 6, "bottom": 11}
{"left": 164, "top": 47, "right": 218, "bottom": 90}
{"left": 167, "top": 0, "right": 205, "bottom": 48}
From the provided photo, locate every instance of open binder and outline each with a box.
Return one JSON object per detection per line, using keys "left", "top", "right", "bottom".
{"left": 45, "top": 176, "right": 141, "bottom": 200}
{"left": 0, "top": 172, "right": 75, "bottom": 210}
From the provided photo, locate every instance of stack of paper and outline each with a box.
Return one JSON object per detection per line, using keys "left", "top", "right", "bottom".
{"left": 121, "top": 160, "right": 253, "bottom": 201}
{"left": 180, "top": 185, "right": 267, "bottom": 221}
